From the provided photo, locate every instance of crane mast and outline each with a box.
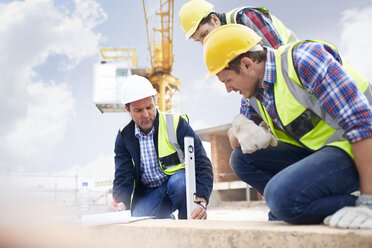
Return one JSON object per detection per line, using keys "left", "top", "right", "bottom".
{"left": 93, "top": 1, "right": 181, "bottom": 114}
{"left": 142, "top": 0, "right": 181, "bottom": 113}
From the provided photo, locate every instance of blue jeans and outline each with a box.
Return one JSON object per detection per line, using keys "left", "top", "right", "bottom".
{"left": 131, "top": 169, "right": 187, "bottom": 219}
{"left": 230, "top": 141, "right": 360, "bottom": 224}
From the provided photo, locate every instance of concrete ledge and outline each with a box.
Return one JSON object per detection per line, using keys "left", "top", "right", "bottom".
{"left": 84, "top": 220, "right": 372, "bottom": 248}
{"left": 1, "top": 219, "right": 372, "bottom": 248}
{"left": 2, "top": 203, "right": 371, "bottom": 248}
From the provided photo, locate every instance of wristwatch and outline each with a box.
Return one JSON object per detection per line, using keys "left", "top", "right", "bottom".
{"left": 194, "top": 200, "right": 207, "bottom": 210}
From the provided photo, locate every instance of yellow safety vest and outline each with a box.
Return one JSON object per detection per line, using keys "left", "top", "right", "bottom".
{"left": 226, "top": 7, "right": 299, "bottom": 45}
{"left": 249, "top": 40, "right": 372, "bottom": 158}
{"left": 127, "top": 112, "right": 189, "bottom": 210}
{"left": 157, "top": 112, "right": 189, "bottom": 175}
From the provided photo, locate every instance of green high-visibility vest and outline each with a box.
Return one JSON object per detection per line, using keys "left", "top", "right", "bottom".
{"left": 249, "top": 40, "right": 372, "bottom": 158}
{"left": 226, "top": 7, "right": 299, "bottom": 45}
{"left": 157, "top": 112, "right": 189, "bottom": 174}
{"left": 126, "top": 112, "right": 189, "bottom": 209}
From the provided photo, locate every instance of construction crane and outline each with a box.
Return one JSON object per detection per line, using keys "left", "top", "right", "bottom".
{"left": 142, "top": 0, "right": 181, "bottom": 113}
{"left": 93, "top": 0, "right": 181, "bottom": 114}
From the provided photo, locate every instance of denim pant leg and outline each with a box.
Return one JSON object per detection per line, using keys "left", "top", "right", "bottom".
{"left": 230, "top": 141, "right": 312, "bottom": 195}
{"left": 166, "top": 169, "right": 187, "bottom": 219}
{"left": 132, "top": 183, "right": 173, "bottom": 219}
{"left": 264, "top": 146, "right": 360, "bottom": 224}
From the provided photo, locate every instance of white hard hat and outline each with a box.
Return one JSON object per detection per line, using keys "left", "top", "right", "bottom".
{"left": 120, "top": 75, "right": 157, "bottom": 105}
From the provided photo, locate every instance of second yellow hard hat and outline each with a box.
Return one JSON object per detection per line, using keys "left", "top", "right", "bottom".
{"left": 203, "top": 24, "right": 262, "bottom": 79}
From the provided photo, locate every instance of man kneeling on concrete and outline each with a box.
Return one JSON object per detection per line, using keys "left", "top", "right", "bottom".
{"left": 203, "top": 24, "right": 372, "bottom": 228}
{"left": 111, "top": 75, "right": 213, "bottom": 219}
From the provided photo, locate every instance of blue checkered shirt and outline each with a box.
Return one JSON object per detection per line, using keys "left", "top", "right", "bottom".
{"left": 240, "top": 42, "right": 372, "bottom": 143}
{"left": 135, "top": 124, "right": 168, "bottom": 187}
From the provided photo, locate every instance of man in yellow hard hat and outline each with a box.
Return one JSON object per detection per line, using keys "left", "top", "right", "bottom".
{"left": 111, "top": 75, "right": 213, "bottom": 219}
{"left": 179, "top": 0, "right": 298, "bottom": 154}
{"left": 203, "top": 24, "right": 372, "bottom": 228}
{"left": 179, "top": 0, "right": 297, "bottom": 46}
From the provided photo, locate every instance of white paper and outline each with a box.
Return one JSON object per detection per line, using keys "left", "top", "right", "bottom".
{"left": 81, "top": 211, "right": 153, "bottom": 226}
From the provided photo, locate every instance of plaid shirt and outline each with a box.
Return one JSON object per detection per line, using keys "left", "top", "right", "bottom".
{"left": 235, "top": 8, "right": 283, "bottom": 49}
{"left": 236, "top": 7, "right": 286, "bottom": 117}
{"left": 241, "top": 42, "right": 372, "bottom": 144}
{"left": 135, "top": 124, "right": 168, "bottom": 187}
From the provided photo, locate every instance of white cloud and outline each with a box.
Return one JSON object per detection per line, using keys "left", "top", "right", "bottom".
{"left": 0, "top": 0, "right": 107, "bottom": 172}
{"left": 188, "top": 77, "right": 228, "bottom": 99}
{"left": 190, "top": 119, "right": 211, "bottom": 130}
{"left": 339, "top": 6, "right": 372, "bottom": 80}
{"left": 4, "top": 82, "right": 75, "bottom": 160}
{"left": 182, "top": 76, "right": 241, "bottom": 129}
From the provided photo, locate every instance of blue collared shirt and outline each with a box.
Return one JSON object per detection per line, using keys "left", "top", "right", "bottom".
{"left": 135, "top": 124, "right": 168, "bottom": 187}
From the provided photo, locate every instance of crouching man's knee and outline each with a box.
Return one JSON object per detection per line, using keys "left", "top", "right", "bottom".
{"left": 264, "top": 177, "right": 302, "bottom": 224}
{"left": 229, "top": 148, "right": 258, "bottom": 176}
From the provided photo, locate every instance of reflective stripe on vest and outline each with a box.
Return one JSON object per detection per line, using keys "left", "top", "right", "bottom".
{"left": 157, "top": 112, "right": 189, "bottom": 175}
{"left": 225, "top": 7, "right": 299, "bottom": 45}
{"left": 165, "top": 114, "right": 185, "bottom": 165}
{"left": 130, "top": 158, "right": 135, "bottom": 210}
{"left": 251, "top": 40, "right": 372, "bottom": 158}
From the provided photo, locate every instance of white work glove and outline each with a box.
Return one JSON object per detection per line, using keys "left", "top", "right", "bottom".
{"left": 324, "top": 194, "right": 372, "bottom": 229}
{"left": 232, "top": 114, "right": 278, "bottom": 154}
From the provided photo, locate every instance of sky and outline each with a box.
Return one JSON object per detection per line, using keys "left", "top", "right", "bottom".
{"left": 1, "top": 0, "right": 372, "bottom": 184}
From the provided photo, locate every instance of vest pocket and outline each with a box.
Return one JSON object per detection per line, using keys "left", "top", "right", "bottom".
{"left": 159, "top": 152, "right": 180, "bottom": 170}
{"left": 285, "top": 108, "right": 321, "bottom": 140}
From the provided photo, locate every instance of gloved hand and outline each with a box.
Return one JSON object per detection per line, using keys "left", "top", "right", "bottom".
{"left": 232, "top": 114, "right": 278, "bottom": 154}
{"left": 324, "top": 194, "right": 372, "bottom": 229}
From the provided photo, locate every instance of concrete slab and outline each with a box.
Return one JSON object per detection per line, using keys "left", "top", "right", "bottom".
{"left": 1, "top": 216, "right": 372, "bottom": 248}
{"left": 1, "top": 202, "right": 371, "bottom": 248}
{"left": 84, "top": 219, "right": 372, "bottom": 248}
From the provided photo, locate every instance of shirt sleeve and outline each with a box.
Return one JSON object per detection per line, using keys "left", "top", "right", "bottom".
{"left": 235, "top": 8, "right": 282, "bottom": 49}
{"left": 113, "top": 130, "right": 136, "bottom": 207}
{"left": 293, "top": 42, "right": 372, "bottom": 143}
{"left": 240, "top": 97, "right": 263, "bottom": 125}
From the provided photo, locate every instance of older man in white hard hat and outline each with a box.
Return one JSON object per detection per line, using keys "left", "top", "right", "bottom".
{"left": 111, "top": 75, "right": 213, "bottom": 219}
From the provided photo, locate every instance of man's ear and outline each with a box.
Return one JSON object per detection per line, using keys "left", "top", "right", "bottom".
{"left": 241, "top": 57, "right": 252, "bottom": 70}
{"left": 125, "top": 105, "right": 129, "bottom": 112}
{"left": 210, "top": 13, "right": 221, "bottom": 26}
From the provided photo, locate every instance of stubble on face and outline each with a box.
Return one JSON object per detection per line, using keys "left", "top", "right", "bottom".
{"left": 129, "top": 97, "right": 156, "bottom": 134}
{"left": 216, "top": 62, "right": 263, "bottom": 99}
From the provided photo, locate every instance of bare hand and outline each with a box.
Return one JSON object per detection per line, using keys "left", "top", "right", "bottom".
{"left": 191, "top": 204, "right": 207, "bottom": 220}
{"left": 191, "top": 197, "right": 207, "bottom": 220}
{"left": 108, "top": 201, "right": 126, "bottom": 212}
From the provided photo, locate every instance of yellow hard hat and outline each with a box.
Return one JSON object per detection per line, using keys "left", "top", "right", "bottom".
{"left": 179, "top": 0, "right": 214, "bottom": 39}
{"left": 203, "top": 24, "right": 262, "bottom": 79}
